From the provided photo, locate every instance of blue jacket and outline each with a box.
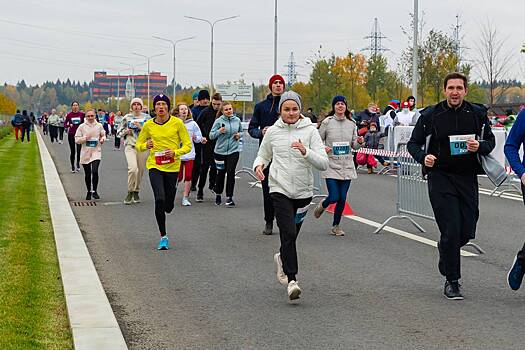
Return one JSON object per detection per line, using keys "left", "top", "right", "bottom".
{"left": 248, "top": 94, "right": 281, "bottom": 142}
{"left": 504, "top": 109, "right": 525, "bottom": 179}
{"left": 209, "top": 114, "right": 243, "bottom": 155}
{"left": 191, "top": 105, "right": 207, "bottom": 123}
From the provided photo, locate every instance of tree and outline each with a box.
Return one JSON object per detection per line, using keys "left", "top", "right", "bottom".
{"left": 475, "top": 20, "right": 514, "bottom": 106}
{"left": 365, "top": 54, "right": 389, "bottom": 102}
{"left": 0, "top": 92, "right": 16, "bottom": 115}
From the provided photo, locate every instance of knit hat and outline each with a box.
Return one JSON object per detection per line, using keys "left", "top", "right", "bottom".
{"left": 153, "top": 94, "right": 171, "bottom": 111}
{"left": 278, "top": 91, "right": 302, "bottom": 112}
{"left": 130, "top": 97, "right": 143, "bottom": 108}
{"left": 388, "top": 101, "right": 399, "bottom": 109}
{"left": 370, "top": 122, "right": 378, "bottom": 128}
{"left": 198, "top": 89, "right": 210, "bottom": 101}
{"left": 331, "top": 95, "right": 347, "bottom": 109}
{"left": 269, "top": 74, "right": 285, "bottom": 89}
{"left": 192, "top": 92, "right": 199, "bottom": 100}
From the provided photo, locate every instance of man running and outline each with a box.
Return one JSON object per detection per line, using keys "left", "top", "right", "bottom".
{"left": 249, "top": 74, "right": 285, "bottom": 235}
{"left": 136, "top": 94, "right": 192, "bottom": 250}
{"left": 190, "top": 90, "right": 210, "bottom": 192}
{"left": 65, "top": 101, "right": 85, "bottom": 172}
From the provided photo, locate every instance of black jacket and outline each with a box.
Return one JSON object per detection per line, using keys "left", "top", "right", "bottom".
{"left": 196, "top": 106, "right": 218, "bottom": 156}
{"left": 355, "top": 109, "right": 379, "bottom": 128}
{"left": 407, "top": 100, "right": 495, "bottom": 174}
{"left": 248, "top": 94, "right": 281, "bottom": 143}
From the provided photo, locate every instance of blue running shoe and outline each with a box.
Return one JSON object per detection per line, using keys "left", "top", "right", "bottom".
{"left": 157, "top": 236, "right": 169, "bottom": 250}
{"left": 507, "top": 255, "right": 524, "bottom": 291}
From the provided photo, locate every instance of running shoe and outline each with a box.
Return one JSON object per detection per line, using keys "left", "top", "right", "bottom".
{"left": 124, "top": 192, "right": 133, "bottom": 205}
{"left": 92, "top": 192, "right": 100, "bottom": 200}
{"left": 287, "top": 280, "right": 301, "bottom": 300}
{"left": 132, "top": 192, "right": 140, "bottom": 203}
{"left": 75, "top": 167, "right": 81, "bottom": 173}
{"left": 313, "top": 201, "right": 325, "bottom": 218}
{"left": 444, "top": 280, "right": 463, "bottom": 300}
{"left": 157, "top": 236, "right": 169, "bottom": 250}
{"left": 71, "top": 169, "right": 76, "bottom": 173}
{"left": 182, "top": 197, "right": 192, "bottom": 206}
{"left": 215, "top": 195, "right": 222, "bottom": 206}
{"left": 262, "top": 222, "right": 273, "bottom": 235}
{"left": 331, "top": 225, "right": 345, "bottom": 236}
{"left": 85, "top": 192, "right": 92, "bottom": 200}
{"left": 507, "top": 255, "right": 525, "bottom": 291}
{"left": 274, "top": 253, "right": 288, "bottom": 285}
{"left": 225, "top": 197, "right": 235, "bottom": 207}
{"left": 196, "top": 191, "right": 204, "bottom": 202}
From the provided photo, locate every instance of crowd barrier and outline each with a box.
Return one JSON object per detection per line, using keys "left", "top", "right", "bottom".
{"left": 235, "top": 130, "right": 260, "bottom": 184}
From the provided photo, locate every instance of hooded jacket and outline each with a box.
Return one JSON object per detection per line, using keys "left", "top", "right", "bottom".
{"left": 117, "top": 112, "right": 151, "bottom": 147}
{"left": 248, "top": 93, "right": 281, "bottom": 142}
{"left": 181, "top": 118, "right": 202, "bottom": 161}
{"left": 209, "top": 114, "right": 243, "bottom": 155}
{"left": 253, "top": 116, "right": 329, "bottom": 199}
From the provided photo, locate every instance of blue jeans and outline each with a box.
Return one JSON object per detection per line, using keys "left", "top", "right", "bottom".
{"left": 322, "top": 179, "right": 351, "bottom": 226}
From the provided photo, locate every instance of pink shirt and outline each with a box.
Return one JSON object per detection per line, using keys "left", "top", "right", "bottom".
{"left": 74, "top": 121, "right": 106, "bottom": 164}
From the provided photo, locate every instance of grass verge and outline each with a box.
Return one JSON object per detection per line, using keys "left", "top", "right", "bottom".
{"left": 0, "top": 134, "right": 73, "bottom": 349}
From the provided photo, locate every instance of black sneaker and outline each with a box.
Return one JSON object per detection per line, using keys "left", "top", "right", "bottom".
{"left": 262, "top": 222, "right": 273, "bottom": 235}
{"left": 92, "top": 192, "right": 100, "bottom": 200}
{"left": 225, "top": 197, "right": 235, "bottom": 207}
{"left": 444, "top": 280, "right": 463, "bottom": 300}
{"left": 215, "top": 195, "right": 222, "bottom": 206}
{"left": 86, "top": 192, "right": 92, "bottom": 200}
{"left": 196, "top": 191, "right": 204, "bottom": 202}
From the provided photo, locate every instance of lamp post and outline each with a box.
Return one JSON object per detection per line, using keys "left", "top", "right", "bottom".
{"left": 274, "top": 0, "right": 278, "bottom": 75}
{"left": 153, "top": 35, "right": 196, "bottom": 105}
{"left": 131, "top": 52, "right": 165, "bottom": 113}
{"left": 411, "top": 0, "right": 419, "bottom": 101}
{"left": 184, "top": 15, "right": 239, "bottom": 94}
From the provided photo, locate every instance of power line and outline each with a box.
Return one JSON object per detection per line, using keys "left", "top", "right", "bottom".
{"left": 284, "top": 51, "right": 298, "bottom": 87}
{"left": 362, "top": 18, "right": 389, "bottom": 56}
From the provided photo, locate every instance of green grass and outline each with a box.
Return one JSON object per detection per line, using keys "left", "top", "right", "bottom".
{"left": 0, "top": 135, "right": 73, "bottom": 349}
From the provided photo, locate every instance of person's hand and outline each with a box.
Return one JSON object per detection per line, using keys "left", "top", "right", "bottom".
{"left": 201, "top": 137, "right": 208, "bottom": 144}
{"left": 99, "top": 137, "right": 105, "bottom": 144}
{"left": 146, "top": 139, "right": 154, "bottom": 149}
{"left": 467, "top": 139, "right": 479, "bottom": 152}
{"left": 262, "top": 126, "right": 269, "bottom": 136}
{"left": 325, "top": 146, "right": 332, "bottom": 153}
{"left": 219, "top": 126, "right": 226, "bottom": 134}
{"left": 165, "top": 148, "right": 174, "bottom": 158}
{"left": 233, "top": 132, "right": 241, "bottom": 140}
{"left": 424, "top": 154, "right": 437, "bottom": 167}
{"left": 255, "top": 165, "right": 265, "bottom": 181}
{"left": 521, "top": 173, "right": 525, "bottom": 186}
{"left": 291, "top": 139, "right": 307, "bottom": 155}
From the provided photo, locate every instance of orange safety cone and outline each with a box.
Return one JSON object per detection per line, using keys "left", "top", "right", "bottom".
{"left": 326, "top": 202, "right": 354, "bottom": 216}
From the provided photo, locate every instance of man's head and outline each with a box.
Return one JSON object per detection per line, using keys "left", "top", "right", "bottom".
{"left": 211, "top": 93, "right": 223, "bottom": 111}
{"left": 153, "top": 94, "right": 171, "bottom": 117}
{"left": 443, "top": 72, "right": 468, "bottom": 108}
{"left": 269, "top": 74, "right": 285, "bottom": 96}
{"left": 198, "top": 90, "right": 210, "bottom": 106}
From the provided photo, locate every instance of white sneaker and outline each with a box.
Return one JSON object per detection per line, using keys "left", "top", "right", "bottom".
{"left": 182, "top": 197, "right": 191, "bottom": 206}
{"left": 313, "top": 201, "right": 325, "bottom": 218}
{"left": 287, "top": 280, "right": 301, "bottom": 300}
{"left": 274, "top": 253, "right": 288, "bottom": 285}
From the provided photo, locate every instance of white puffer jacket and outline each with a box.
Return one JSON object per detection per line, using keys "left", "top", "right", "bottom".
{"left": 253, "top": 116, "right": 329, "bottom": 199}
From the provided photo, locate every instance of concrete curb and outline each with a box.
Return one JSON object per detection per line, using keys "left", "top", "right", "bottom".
{"left": 36, "top": 131, "right": 128, "bottom": 349}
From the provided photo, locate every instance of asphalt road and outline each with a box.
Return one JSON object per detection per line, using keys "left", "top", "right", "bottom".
{"left": 42, "top": 130, "right": 525, "bottom": 349}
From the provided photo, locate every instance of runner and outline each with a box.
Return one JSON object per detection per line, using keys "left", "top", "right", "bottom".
{"left": 191, "top": 90, "right": 210, "bottom": 192}
{"left": 174, "top": 103, "right": 202, "bottom": 206}
{"left": 117, "top": 98, "right": 151, "bottom": 205}
{"left": 314, "top": 95, "right": 364, "bottom": 236}
{"left": 57, "top": 111, "right": 65, "bottom": 144}
{"left": 407, "top": 72, "right": 495, "bottom": 300}
{"left": 209, "top": 101, "right": 243, "bottom": 206}
{"left": 11, "top": 110, "right": 23, "bottom": 141}
{"left": 253, "top": 91, "right": 328, "bottom": 300}
{"left": 249, "top": 74, "right": 286, "bottom": 235}
{"left": 504, "top": 108, "right": 525, "bottom": 290}
{"left": 64, "top": 101, "right": 85, "bottom": 173}
{"left": 20, "top": 110, "right": 31, "bottom": 142}
{"left": 113, "top": 111, "right": 123, "bottom": 150}
{"left": 196, "top": 92, "right": 222, "bottom": 202}
{"left": 135, "top": 94, "right": 192, "bottom": 250}
{"left": 74, "top": 109, "right": 106, "bottom": 200}
{"left": 48, "top": 109, "right": 61, "bottom": 143}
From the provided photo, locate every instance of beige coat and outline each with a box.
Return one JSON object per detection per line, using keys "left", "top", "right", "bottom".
{"left": 75, "top": 121, "right": 106, "bottom": 164}
{"left": 318, "top": 115, "right": 361, "bottom": 180}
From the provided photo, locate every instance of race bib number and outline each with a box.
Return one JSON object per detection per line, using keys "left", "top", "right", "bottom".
{"left": 86, "top": 138, "right": 98, "bottom": 148}
{"left": 129, "top": 118, "right": 145, "bottom": 129}
{"left": 295, "top": 205, "right": 309, "bottom": 224}
{"left": 71, "top": 117, "right": 81, "bottom": 125}
{"left": 215, "top": 159, "right": 225, "bottom": 170}
{"left": 154, "top": 151, "right": 174, "bottom": 165}
{"left": 449, "top": 134, "right": 475, "bottom": 156}
{"left": 332, "top": 141, "right": 350, "bottom": 156}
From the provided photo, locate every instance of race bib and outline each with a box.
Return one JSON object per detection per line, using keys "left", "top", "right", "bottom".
{"left": 86, "top": 138, "right": 98, "bottom": 148}
{"left": 449, "top": 134, "right": 475, "bottom": 156}
{"left": 215, "top": 159, "right": 225, "bottom": 170}
{"left": 71, "top": 117, "right": 81, "bottom": 125}
{"left": 295, "top": 205, "right": 309, "bottom": 224}
{"left": 332, "top": 141, "right": 350, "bottom": 156}
{"left": 154, "top": 150, "right": 174, "bottom": 165}
{"left": 128, "top": 118, "right": 145, "bottom": 129}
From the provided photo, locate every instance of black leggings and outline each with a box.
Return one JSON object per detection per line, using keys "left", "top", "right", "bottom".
{"left": 68, "top": 134, "right": 81, "bottom": 169}
{"left": 82, "top": 160, "right": 100, "bottom": 192}
{"left": 213, "top": 152, "right": 239, "bottom": 197}
{"left": 149, "top": 169, "right": 178, "bottom": 236}
{"left": 49, "top": 125, "right": 58, "bottom": 142}
{"left": 58, "top": 127, "right": 65, "bottom": 141}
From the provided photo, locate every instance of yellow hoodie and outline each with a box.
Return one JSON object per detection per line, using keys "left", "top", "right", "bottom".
{"left": 136, "top": 116, "right": 192, "bottom": 172}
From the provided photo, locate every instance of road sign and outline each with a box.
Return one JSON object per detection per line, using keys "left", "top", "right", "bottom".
{"left": 216, "top": 84, "right": 253, "bottom": 102}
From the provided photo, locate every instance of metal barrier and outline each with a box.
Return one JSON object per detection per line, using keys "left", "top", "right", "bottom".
{"left": 235, "top": 130, "right": 260, "bottom": 185}
{"left": 374, "top": 144, "right": 485, "bottom": 254}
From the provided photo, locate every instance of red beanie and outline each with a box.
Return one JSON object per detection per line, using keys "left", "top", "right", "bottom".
{"left": 402, "top": 101, "right": 410, "bottom": 109}
{"left": 269, "top": 74, "right": 285, "bottom": 89}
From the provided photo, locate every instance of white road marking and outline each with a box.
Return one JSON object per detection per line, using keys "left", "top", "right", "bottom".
{"left": 344, "top": 215, "right": 478, "bottom": 257}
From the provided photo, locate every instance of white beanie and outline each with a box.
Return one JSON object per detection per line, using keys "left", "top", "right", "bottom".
{"left": 130, "top": 97, "right": 144, "bottom": 108}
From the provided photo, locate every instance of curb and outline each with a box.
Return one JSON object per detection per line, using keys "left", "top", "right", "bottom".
{"left": 36, "top": 131, "right": 128, "bottom": 349}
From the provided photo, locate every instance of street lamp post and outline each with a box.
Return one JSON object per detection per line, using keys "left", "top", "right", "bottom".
{"left": 153, "top": 35, "right": 196, "bottom": 105}
{"left": 412, "top": 0, "right": 419, "bottom": 101}
{"left": 184, "top": 15, "right": 239, "bottom": 95}
{"left": 274, "top": 0, "right": 278, "bottom": 75}
{"left": 132, "top": 52, "right": 165, "bottom": 113}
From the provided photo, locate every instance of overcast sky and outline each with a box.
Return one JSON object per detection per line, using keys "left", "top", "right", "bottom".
{"left": 1, "top": 0, "right": 524, "bottom": 87}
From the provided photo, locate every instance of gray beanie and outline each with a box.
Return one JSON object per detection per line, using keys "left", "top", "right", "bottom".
{"left": 278, "top": 91, "right": 302, "bottom": 112}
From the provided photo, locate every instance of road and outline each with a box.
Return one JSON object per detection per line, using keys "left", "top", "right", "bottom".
{"left": 42, "top": 131, "right": 525, "bottom": 349}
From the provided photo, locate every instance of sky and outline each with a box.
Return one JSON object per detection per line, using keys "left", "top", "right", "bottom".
{"left": 1, "top": 0, "right": 524, "bottom": 87}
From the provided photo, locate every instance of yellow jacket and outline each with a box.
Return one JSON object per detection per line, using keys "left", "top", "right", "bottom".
{"left": 136, "top": 116, "right": 192, "bottom": 172}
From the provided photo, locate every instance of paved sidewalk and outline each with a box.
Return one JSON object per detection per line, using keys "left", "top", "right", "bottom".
{"left": 36, "top": 131, "right": 127, "bottom": 349}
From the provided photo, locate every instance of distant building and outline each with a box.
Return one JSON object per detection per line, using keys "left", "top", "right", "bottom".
{"left": 91, "top": 71, "right": 167, "bottom": 100}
